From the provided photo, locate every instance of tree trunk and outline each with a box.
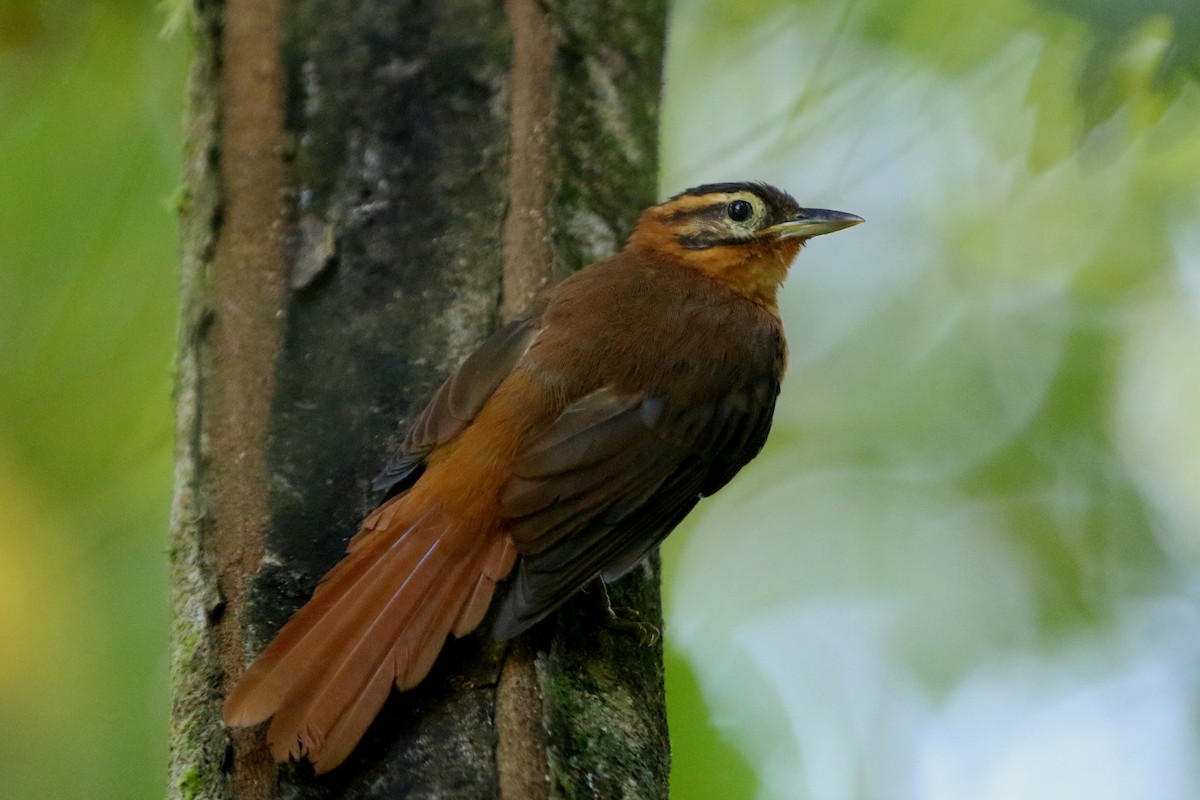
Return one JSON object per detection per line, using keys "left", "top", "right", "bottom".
{"left": 168, "top": 0, "right": 669, "bottom": 798}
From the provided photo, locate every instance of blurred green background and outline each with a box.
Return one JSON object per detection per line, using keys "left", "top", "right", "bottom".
{"left": 2, "top": 0, "right": 1198, "bottom": 798}
{"left": 0, "top": 1, "right": 185, "bottom": 799}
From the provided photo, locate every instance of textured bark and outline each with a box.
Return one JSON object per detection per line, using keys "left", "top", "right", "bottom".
{"left": 168, "top": 1, "right": 669, "bottom": 798}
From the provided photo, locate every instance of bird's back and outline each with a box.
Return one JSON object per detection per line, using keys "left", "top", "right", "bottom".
{"left": 527, "top": 251, "right": 787, "bottom": 404}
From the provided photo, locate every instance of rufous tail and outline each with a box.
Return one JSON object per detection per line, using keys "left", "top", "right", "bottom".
{"left": 222, "top": 492, "right": 515, "bottom": 773}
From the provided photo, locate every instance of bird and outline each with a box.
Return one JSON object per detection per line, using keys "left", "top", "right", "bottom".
{"left": 222, "top": 181, "right": 862, "bottom": 773}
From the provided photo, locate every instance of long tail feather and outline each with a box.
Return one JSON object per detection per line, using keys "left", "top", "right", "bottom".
{"left": 222, "top": 506, "right": 434, "bottom": 727}
{"left": 282, "top": 548, "right": 474, "bottom": 769}
{"left": 265, "top": 534, "right": 451, "bottom": 761}
{"left": 223, "top": 496, "right": 508, "bottom": 773}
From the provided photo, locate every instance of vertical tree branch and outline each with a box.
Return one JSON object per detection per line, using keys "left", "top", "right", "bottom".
{"left": 169, "top": 0, "right": 289, "bottom": 797}
{"left": 501, "top": 0, "right": 558, "bottom": 323}
{"left": 169, "top": 1, "right": 669, "bottom": 797}
{"left": 207, "top": 0, "right": 290, "bottom": 796}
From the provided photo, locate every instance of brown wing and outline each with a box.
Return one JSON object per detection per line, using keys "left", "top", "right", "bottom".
{"left": 372, "top": 317, "right": 539, "bottom": 496}
{"left": 492, "top": 376, "right": 779, "bottom": 639}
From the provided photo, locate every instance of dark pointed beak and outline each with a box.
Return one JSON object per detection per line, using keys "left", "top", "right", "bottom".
{"left": 760, "top": 208, "right": 864, "bottom": 240}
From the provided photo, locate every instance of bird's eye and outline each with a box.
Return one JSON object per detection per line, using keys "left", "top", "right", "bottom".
{"left": 726, "top": 199, "right": 754, "bottom": 223}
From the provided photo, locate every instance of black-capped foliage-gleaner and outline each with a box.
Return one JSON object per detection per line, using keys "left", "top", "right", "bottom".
{"left": 224, "top": 181, "right": 863, "bottom": 772}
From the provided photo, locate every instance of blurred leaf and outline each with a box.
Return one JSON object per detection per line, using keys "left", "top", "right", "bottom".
{"left": 666, "top": 644, "right": 759, "bottom": 800}
{"left": 0, "top": 1, "right": 45, "bottom": 49}
{"left": 1034, "top": 0, "right": 1200, "bottom": 94}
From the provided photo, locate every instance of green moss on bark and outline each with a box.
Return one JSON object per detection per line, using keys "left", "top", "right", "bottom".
{"left": 166, "top": 3, "right": 230, "bottom": 799}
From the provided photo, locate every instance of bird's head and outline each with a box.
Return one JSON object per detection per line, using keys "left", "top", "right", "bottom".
{"left": 626, "top": 182, "right": 862, "bottom": 308}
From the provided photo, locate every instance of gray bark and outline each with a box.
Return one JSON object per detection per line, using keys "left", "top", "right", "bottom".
{"left": 168, "top": 0, "right": 669, "bottom": 798}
